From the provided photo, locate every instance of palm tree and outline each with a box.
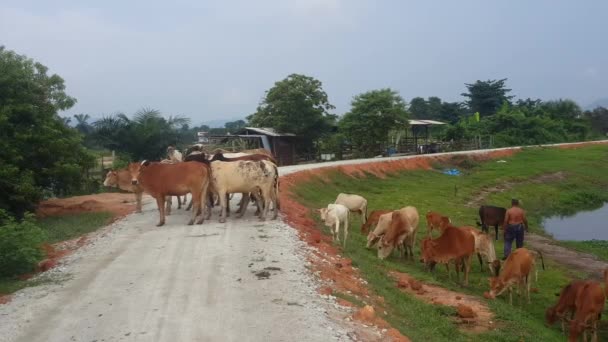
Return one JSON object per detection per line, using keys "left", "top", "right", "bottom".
{"left": 73, "top": 113, "right": 92, "bottom": 134}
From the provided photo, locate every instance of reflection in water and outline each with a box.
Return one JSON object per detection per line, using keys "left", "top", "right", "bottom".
{"left": 543, "top": 204, "right": 608, "bottom": 241}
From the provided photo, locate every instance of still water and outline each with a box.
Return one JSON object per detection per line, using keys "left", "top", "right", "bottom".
{"left": 543, "top": 203, "right": 608, "bottom": 241}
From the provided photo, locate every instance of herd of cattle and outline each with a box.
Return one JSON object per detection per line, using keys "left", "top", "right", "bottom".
{"left": 103, "top": 146, "right": 606, "bottom": 341}
{"left": 103, "top": 145, "right": 280, "bottom": 226}
{"left": 318, "top": 194, "right": 607, "bottom": 341}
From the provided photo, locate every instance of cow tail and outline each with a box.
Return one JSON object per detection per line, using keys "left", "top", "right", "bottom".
{"left": 537, "top": 250, "right": 545, "bottom": 271}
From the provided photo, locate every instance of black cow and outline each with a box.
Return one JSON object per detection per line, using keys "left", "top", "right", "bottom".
{"left": 476, "top": 205, "right": 506, "bottom": 241}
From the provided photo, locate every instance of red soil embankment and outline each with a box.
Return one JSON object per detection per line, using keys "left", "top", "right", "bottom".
{"left": 279, "top": 149, "right": 520, "bottom": 340}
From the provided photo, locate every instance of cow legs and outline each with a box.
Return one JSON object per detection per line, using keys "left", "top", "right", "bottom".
{"left": 236, "top": 193, "right": 248, "bottom": 218}
{"left": 177, "top": 195, "right": 182, "bottom": 209}
{"left": 225, "top": 193, "right": 231, "bottom": 217}
{"left": 463, "top": 255, "right": 472, "bottom": 286}
{"left": 477, "top": 253, "right": 484, "bottom": 271}
{"left": 334, "top": 221, "right": 340, "bottom": 243}
{"left": 165, "top": 196, "right": 172, "bottom": 216}
{"left": 343, "top": 218, "right": 348, "bottom": 248}
{"left": 195, "top": 180, "right": 209, "bottom": 225}
{"left": 235, "top": 193, "right": 246, "bottom": 214}
{"left": 259, "top": 188, "right": 271, "bottom": 221}
{"left": 156, "top": 196, "right": 166, "bottom": 227}
{"left": 219, "top": 190, "right": 228, "bottom": 223}
{"left": 495, "top": 225, "right": 499, "bottom": 241}
{"left": 187, "top": 191, "right": 199, "bottom": 225}
{"left": 135, "top": 191, "right": 142, "bottom": 213}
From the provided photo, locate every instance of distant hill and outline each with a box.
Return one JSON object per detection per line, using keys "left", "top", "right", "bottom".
{"left": 586, "top": 98, "right": 608, "bottom": 110}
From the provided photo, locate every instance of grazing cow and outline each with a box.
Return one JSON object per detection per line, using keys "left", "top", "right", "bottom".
{"left": 420, "top": 224, "right": 475, "bottom": 285}
{"left": 459, "top": 225, "right": 500, "bottom": 276}
{"left": 319, "top": 204, "right": 350, "bottom": 247}
{"left": 425, "top": 211, "right": 450, "bottom": 237}
{"left": 361, "top": 209, "right": 392, "bottom": 234}
{"left": 366, "top": 212, "right": 393, "bottom": 249}
{"left": 127, "top": 161, "right": 210, "bottom": 226}
{"left": 335, "top": 193, "right": 368, "bottom": 223}
{"left": 209, "top": 160, "right": 278, "bottom": 222}
{"left": 486, "top": 247, "right": 544, "bottom": 304}
{"left": 378, "top": 206, "right": 419, "bottom": 260}
{"left": 477, "top": 205, "right": 507, "bottom": 240}
{"left": 546, "top": 280, "right": 588, "bottom": 335}
{"left": 103, "top": 169, "right": 143, "bottom": 213}
{"left": 569, "top": 281, "right": 605, "bottom": 342}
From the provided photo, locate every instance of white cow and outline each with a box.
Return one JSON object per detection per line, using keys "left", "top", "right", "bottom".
{"left": 210, "top": 159, "right": 278, "bottom": 223}
{"left": 461, "top": 227, "right": 500, "bottom": 275}
{"left": 366, "top": 212, "right": 393, "bottom": 249}
{"left": 335, "top": 193, "right": 368, "bottom": 223}
{"left": 319, "top": 204, "right": 350, "bottom": 247}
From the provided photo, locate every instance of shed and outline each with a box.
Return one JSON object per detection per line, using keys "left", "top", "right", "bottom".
{"left": 234, "top": 127, "right": 298, "bottom": 166}
{"left": 393, "top": 119, "right": 447, "bottom": 154}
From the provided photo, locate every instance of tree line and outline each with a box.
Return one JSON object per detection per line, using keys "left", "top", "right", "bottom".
{"left": 2, "top": 46, "right": 608, "bottom": 220}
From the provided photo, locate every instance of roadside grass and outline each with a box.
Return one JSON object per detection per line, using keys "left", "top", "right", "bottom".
{"left": 36, "top": 212, "right": 113, "bottom": 244}
{"left": 0, "top": 212, "right": 113, "bottom": 296}
{"left": 291, "top": 145, "right": 608, "bottom": 341}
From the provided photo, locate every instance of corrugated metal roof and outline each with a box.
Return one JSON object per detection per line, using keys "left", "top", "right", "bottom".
{"left": 243, "top": 127, "right": 296, "bottom": 136}
{"left": 408, "top": 119, "right": 446, "bottom": 125}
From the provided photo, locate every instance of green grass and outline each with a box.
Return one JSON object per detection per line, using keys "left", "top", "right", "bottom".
{"left": 561, "top": 240, "right": 608, "bottom": 261}
{"left": 0, "top": 212, "right": 113, "bottom": 295}
{"left": 291, "top": 145, "right": 608, "bottom": 342}
{"left": 36, "top": 212, "right": 113, "bottom": 244}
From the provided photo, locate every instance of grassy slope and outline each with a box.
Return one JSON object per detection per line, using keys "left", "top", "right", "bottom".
{"left": 37, "top": 212, "right": 113, "bottom": 244}
{"left": 0, "top": 212, "right": 112, "bottom": 295}
{"left": 291, "top": 145, "right": 608, "bottom": 342}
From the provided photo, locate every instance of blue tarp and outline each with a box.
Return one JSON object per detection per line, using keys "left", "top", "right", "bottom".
{"left": 443, "top": 168, "right": 461, "bottom": 176}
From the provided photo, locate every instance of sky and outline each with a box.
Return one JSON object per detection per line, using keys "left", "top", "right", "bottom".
{"left": 1, "top": 0, "right": 607, "bottom": 125}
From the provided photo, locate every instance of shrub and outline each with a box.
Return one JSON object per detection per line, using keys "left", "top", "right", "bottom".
{"left": 0, "top": 210, "right": 47, "bottom": 277}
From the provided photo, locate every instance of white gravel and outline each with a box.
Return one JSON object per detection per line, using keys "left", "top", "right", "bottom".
{"left": 0, "top": 194, "right": 363, "bottom": 342}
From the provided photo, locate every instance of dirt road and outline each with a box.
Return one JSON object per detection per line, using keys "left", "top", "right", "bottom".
{"left": 0, "top": 198, "right": 365, "bottom": 341}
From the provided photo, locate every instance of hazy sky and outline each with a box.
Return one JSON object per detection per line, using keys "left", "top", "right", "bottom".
{"left": 1, "top": 0, "right": 606, "bottom": 125}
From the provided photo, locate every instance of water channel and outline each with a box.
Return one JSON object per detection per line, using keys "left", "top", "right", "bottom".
{"left": 543, "top": 203, "right": 608, "bottom": 241}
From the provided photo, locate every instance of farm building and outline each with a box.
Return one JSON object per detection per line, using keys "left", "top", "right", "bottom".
{"left": 200, "top": 127, "right": 298, "bottom": 166}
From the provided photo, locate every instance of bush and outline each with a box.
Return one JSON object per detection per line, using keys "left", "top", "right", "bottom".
{"left": 0, "top": 210, "right": 47, "bottom": 277}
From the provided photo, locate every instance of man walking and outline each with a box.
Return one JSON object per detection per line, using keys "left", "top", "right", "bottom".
{"left": 503, "top": 199, "right": 528, "bottom": 260}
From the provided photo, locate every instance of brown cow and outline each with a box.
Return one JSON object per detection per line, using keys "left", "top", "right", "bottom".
{"left": 361, "top": 209, "right": 392, "bottom": 234}
{"left": 103, "top": 169, "right": 143, "bottom": 213}
{"left": 377, "top": 207, "right": 419, "bottom": 260}
{"left": 127, "top": 161, "right": 211, "bottom": 226}
{"left": 420, "top": 224, "right": 475, "bottom": 286}
{"left": 546, "top": 280, "right": 588, "bottom": 335}
{"left": 486, "top": 248, "right": 543, "bottom": 305}
{"left": 425, "top": 211, "right": 450, "bottom": 237}
{"left": 569, "top": 281, "right": 605, "bottom": 342}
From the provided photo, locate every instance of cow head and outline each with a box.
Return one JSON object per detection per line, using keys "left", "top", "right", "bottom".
{"left": 127, "top": 161, "right": 150, "bottom": 185}
{"left": 439, "top": 216, "right": 451, "bottom": 230}
{"left": 490, "top": 259, "right": 501, "bottom": 277}
{"left": 487, "top": 277, "right": 506, "bottom": 299}
{"left": 366, "top": 232, "right": 380, "bottom": 249}
{"left": 377, "top": 237, "right": 394, "bottom": 260}
{"left": 318, "top": 208, "right": 328, "bottom": 221}
{"left": 103, "top": 170, "right": 118, "bottom": 187}
{"left": 545, "top": 307, "right": 558, "bottom": 326}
